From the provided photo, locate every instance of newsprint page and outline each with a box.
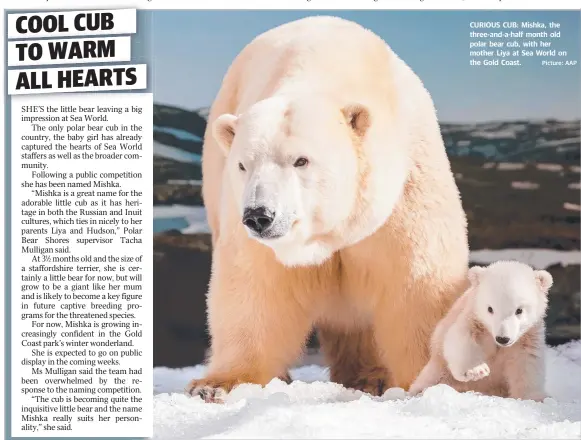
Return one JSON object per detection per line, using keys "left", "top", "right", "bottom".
{"left": 0, "top": 1, "right": 580, "bottom": 440}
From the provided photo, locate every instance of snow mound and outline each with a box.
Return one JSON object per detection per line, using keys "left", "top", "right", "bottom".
{"left": 470, "top": 249, "right": 580, "bottom": 269}
{"left": 153, "top": 341, "right": 581, "bottom": 439}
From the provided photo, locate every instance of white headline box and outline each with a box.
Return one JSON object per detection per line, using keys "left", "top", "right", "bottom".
{"left": 7, "top": 9, "right": 136, "bottom": 39}
{"left": 8, "top": 36, "right": 132, "bottom": 67}
{"left": 7, "top": 64, "right": 147, "bottom": 95}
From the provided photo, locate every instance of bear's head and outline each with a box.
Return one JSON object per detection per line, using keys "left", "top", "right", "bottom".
{"left": 212, "top": 94, "right": 408, "bottom": 266}
{"left": 468, "top": 261, "right": 552, "bottom": 347}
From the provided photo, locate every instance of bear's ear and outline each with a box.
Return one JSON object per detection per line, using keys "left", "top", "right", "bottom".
{"left": 534, "top": 270, "right": 553, "bottom": 294}
{"left": 342, "top": 104, "right": 371, "bottom": 138}
{"left": 212, "top": 113, "right": 238, "bottom": 155}
{"left": 468, "top": 265, "right": 485, "bottom": 286}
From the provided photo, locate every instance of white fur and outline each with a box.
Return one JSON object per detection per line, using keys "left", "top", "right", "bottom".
{"left": 193, "top": 16, "right": 471, "bottom": 398}
{"left": 443, "top": 313, "right": 488, "bottom": 382}
{"left": 213, "top": 93, "right": 409, "bottom": 267}
{"left": 470, "top": 261, "right": 551, "bottom": 346}
{"left": 409, "top": 260, "right": 552, "bottom": 400}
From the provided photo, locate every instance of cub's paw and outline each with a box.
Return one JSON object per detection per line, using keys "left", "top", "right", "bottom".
{"left": 464, "top": 363, "right": 490, "bottom": 382}
{"left": 185, "top": 378, "right": 238, "bottom": 403}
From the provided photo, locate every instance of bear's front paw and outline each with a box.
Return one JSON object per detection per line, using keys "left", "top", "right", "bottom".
{"left": 185, "top": 378, "right": 237, "bottom": 403}
{"left": 356, "top": 377, "right": 389, "bottom": 396}
{"left": 464, "top": 363, "right": 490, "bottom": 382}
{"left": 348, "top": 368, "right": 392, "bottom": 396}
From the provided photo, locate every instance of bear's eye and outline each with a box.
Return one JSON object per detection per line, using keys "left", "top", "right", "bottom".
{"left": 238, "top": 162, "right": 246, "bottom": 172}
{"left": 488, "top": 306, "right": 494, "bottom": 314}
{"left": 515, "top": 308, "right": 523, "bottom": 316}
{"left": 293, "top": 157, "right": 309, "bottom": 168}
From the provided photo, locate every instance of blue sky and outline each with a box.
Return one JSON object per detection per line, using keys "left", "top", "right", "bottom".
{"left": 150, "top": 10, "right": 580, "bottom": 123}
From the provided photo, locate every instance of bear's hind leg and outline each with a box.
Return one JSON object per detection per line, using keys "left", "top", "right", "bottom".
{"left": 318, "top": 326, "right": 392, "bottom": 396}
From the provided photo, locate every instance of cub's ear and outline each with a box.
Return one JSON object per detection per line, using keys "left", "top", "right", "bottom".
{"left": 468, "top": 265, "right": 485, "bottom": 286}
{"left": 212, "top": 113, "right": 238, "bottom": 155}
{"left": 534, "top": 270, "right": 553, "bottom": 294}
{"left": 342, "top": 103, "right": 370, "bottom": 138}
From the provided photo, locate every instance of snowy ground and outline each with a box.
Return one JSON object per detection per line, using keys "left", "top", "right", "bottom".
{"left": 153, "top": 341, "right": 581, "bottom": 439}
{"left": 152, "top": 207, "right": 580, "bottom": 438}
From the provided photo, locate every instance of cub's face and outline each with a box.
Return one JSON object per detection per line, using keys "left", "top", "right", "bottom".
{"left": 212, "top": 96, "right": 377, "bottom": 266}
{"left": 469, "top": 262, "right": 552, "bottom": 347}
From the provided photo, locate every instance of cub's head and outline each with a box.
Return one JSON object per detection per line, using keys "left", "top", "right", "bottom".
{"left": 212, "top": 94, "right": 407, "bottom": 266}
{"left": 468, "top": 261, "right": 552, "bottom": 347}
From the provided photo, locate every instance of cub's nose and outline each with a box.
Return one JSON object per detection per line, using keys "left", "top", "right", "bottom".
{"left": 495, "top": 336, "right": 510, "bottom": 346}
{"left": 242, "top": 207, "right": 275, "bottom": 233}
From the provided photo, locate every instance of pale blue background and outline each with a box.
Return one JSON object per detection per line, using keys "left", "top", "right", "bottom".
{"left": 151, "top": 10, "right": 581, "bottom": 123}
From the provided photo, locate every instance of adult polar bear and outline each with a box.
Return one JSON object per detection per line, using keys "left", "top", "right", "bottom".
{"left": 187, "top": 16, "right": 469, "bottom": 401}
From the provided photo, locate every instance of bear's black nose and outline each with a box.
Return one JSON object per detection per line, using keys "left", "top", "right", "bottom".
{"left": 495, "top": 336, "right": 510, "bottom": 346}
{"left": 243, "top": 207, "right": 275, "bottom": 233}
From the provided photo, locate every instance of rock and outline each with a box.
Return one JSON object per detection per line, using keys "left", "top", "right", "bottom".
{"left": 154, "top": 131, "right": 203, "bottom": 156}
{"left": 154, "top": 156, "right": 201, "bottom": 184}
{"left": 153, "top": 232, "right": 212, "bottom": 367}
{"left": 154, "top": 103, "right": 207, "bottom": 145}
{"left": 543, "top": 264, "right": 580, "bottom": 344}
{"left": 441, "top": 119, "right": 580, "bottom": 162}
{"left": 452, "top": 157, "right": 580, "bottom": 251}
{"left": 153, "top": 183, "right": 203, "bottom": 206}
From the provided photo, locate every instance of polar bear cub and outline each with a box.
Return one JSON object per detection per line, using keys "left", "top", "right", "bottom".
{"left": 409, "top": 260, "right": 553, "bottom": 401}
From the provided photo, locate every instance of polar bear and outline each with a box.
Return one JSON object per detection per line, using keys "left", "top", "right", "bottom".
{"left": 408, "top": 261, "right": 552, "bottom": 401}
{"left": 187, "top": 16, "right": 469, "bottom": 402}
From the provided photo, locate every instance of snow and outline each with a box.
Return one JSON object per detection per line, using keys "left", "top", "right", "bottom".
{"left": 167, "top": 179, "right": 203, "bottom": 186}
{"left": 497, "top": 162, "right": 525, "bottom": 171}
{"left": 511, "top": 181, "right": 539, "bottom": 190}
{"left": 536, "top": 163, "right": 565, "bottom": 172}
{"left": 153, "top": 341, "right": 581, "bottom": 439}
{"left": 154, "top": 140, "right": 202, "bottom": 164}
{"left": 471, "top": 130, "right": 518, "bottom": 140}
{"left": 153, "top": 205, "right": 210, "bottom": 234}
{"left": 196, "top": 107, "right": 211, "bottom": 120}
{"left": 563, "top": 203, "right": 581, "bottom": 212}
{"left": 154, "top": 125, "right": 203, "bottom": 143}
{"left": 537, "top": 137, "right": 581, "bottom": 148}
{"left": 470, "top": 248, "right": 580, "bottom": 269}
{"left": 151, "top": 208, "right": 581, "bottom": 438}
